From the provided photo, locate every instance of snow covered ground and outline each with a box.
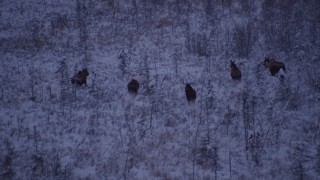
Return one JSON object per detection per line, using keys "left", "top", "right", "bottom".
{"left": 1, "top": 0, "right": 320, "bottom": 179}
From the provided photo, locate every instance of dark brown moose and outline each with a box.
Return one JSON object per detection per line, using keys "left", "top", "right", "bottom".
{"left": 230, "top": 61, "right": 242, "bottom": 80}
{"left": 185, "top": 83, "right": 196, "bottom": 102}
{"left": 71, "top": 69, "right": 89, "bottom": 86}
{"left": 263, "top": 58, "right": 286, "bottom": 76}
{"left": 128, "top": 79, "right": 139, "bottom": 94}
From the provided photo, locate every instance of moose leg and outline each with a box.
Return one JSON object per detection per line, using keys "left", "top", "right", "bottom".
{"left": 281, "top": 66, "right": 286, "bottom": 73}
{"left": 270, "top": 67, "right": 279, "bottom": 76}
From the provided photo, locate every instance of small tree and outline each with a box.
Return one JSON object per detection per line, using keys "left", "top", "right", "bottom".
{"left": 232, "top": 22, "right": 257, "bottom": 58}
{"left": 171, "top": 48, "right": 182, "bottom": 77}
{"left": 139, "top": 55, "right": 151, "bottom": 94}
{"left": 118, "top": 50, "right": 129, "bottom": 78}
{"left": 316, "top": 145, "right": 320, "bottom": 175}
{"left": 290, "top": 145, "right": 307, "bottom": 180}
{"left": 57, "top": 59, "right": 72, "bottom": 117}
{"left": 1, "top": 139, "right": 15, "bottom": 179}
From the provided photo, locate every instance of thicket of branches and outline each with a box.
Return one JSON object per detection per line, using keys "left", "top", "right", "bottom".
{"left": 0, "top": 0, "right": 319, "bottom": 179}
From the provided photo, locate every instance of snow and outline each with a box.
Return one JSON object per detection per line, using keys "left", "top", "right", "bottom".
{"left": 0, "top": 0, "right": 320, "bottom": 179}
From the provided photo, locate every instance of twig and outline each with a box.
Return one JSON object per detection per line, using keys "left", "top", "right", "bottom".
{"left": 71, "top": 137, "right": 85, "bottom": 154}
{"left": 313, "top": 117, "right": 320, "bottom": 143}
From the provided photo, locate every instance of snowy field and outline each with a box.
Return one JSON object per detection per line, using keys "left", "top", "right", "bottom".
{"left": 0, "top": 0, "right": 320, "bottom": 179}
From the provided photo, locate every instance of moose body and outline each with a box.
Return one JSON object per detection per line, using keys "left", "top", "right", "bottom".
{"left": 71, "top": 69, "right": 89, "bottom": 86}
{"left": 185, "top": 83, "right": 196, "bottom": 102}
{"left": 128, "top": 79, "right": 139, "bottom": 94}
{"left": 230, "top": 61, "right": 242, "bottom": 80}
{"left": 263, "top": 58, "right": 286, "bottom": 76}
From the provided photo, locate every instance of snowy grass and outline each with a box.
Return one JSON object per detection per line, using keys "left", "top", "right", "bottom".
{"left": 1, "top": 0, "right": 320, "bottom": 179}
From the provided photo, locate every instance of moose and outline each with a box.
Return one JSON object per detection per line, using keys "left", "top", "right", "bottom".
{"left": 263, "top": 58, "right": 286, "bottom": 76}
{"left": 185, "top": 83, "right": 196, "bottom": 102}
{"left": 127, "top": 79, "right": 139, "bottom": 94}
{"left": 71, "top": 68, "right": 89, "bottom": 86}
{"left": 230, "top": 60, "right": 242, "bottom": 80}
